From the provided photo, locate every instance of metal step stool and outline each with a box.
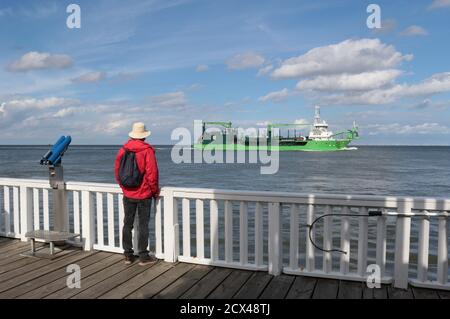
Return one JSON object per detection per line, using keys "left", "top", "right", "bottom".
{"left": 22, "top": 230, "right": 81, "bottom": 259}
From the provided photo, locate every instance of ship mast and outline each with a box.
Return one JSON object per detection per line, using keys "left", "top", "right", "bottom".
{"left": 314, "top": 105, "right": 321, "bottom": 125}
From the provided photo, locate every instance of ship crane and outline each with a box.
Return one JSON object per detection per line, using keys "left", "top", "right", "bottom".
{"left": 200, "top": 121, "right": 233, "bottom": 142}
{"left": 201, "top": 121, "right": 232, "bottom": 134}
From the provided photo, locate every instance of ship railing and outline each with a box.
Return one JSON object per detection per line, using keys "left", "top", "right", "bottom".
{"left": 0, "top": 177, "right": 449, "bottom": 291}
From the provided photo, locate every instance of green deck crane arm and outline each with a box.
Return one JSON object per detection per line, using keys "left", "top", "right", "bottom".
{"left": 203, "top": 121, "right": 233, "bottom": 128}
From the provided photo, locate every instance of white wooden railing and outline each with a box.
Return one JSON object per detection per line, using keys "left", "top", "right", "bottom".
{"left": 0, "top": 177, "right": 449, "bottom": 291}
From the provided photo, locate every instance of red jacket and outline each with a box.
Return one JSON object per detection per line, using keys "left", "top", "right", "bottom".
{"left": 114, "top": 139, "right": 159, "bottom": 200}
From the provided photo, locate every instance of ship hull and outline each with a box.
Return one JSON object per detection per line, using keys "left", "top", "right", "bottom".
{"left": 193, "top": 139, "right": 353, "bottom": 151}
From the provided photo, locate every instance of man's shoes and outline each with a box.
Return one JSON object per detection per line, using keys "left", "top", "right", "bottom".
{"left": 124, "top": 255, "right": 135, "bottom": 265}
{"left": 138, "top": 255, "right": 158, "bottom": 266}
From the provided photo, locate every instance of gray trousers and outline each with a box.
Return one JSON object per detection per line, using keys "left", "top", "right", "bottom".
{"left": 122, "top": 196, "right": 152, "bottom": 259}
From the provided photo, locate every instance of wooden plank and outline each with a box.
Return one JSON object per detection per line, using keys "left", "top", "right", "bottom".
{"left": 233, "top": 272, "right": 272, "bottom": 299}
{"left": 305, "top": 204, "right": 315, "bottom": 271}
{"left": 196, "top": 199, "right": 204, "bottom": 259}
{"left": 362, "top": 285, "right": 388, "bottom": 299}
{"left": 312, "top": 279, "right": 339, "bottom": 299}
{"left": 376, "top": 215, "right": 387, "bottom": 276}
{"left": 182, "top": 198, "right": 190, "bottom": 257}
{"left": 357, "top": 207, "right": 368, "bottom": 277}
{"left": 33, "top": 188, "right": 40, "bottom": 230}
{"left": 412, "top": 287, "right": 439, "bottom": 299}
{"left": 340, "top": 207, "right": 350, "bottom": 274}
{"left": 118, "top": 194, "right": 124, "bottom": 249}
{"left": 254, "top": 202, "right": 263, "bottom": 267}
{"left": 43, "top": 254, "right": 131, "bottom": 299}
{"left": 337, "top": 281, "right": 363, "bottom": 299}
{"left": 96, "top": 192, "right": 104, "bottom": 246}
{"left": 155, "top": 198, "right": 162, "bottom": 256}
{"left": 17, "top": 254, "right": 122, "bottom": 299}
{"left": 210, "top": 200, "right": 219, "bottom": 261}
{"left": 285, "top": 276, "right": 317, "bottom": 299}
{"left": 323, "top": 206, "right": 332, "bottom": 273}
{"left": 289, "top": 204, "right": 299, "bottom": 270}
{"left": 387, "top": 286, "right": 414, "bottom": 299}
{"left": 153, "top": 265, "right": 213, "bottom": 299}
{"left": 180, "top": 267, "right": 232, "bottom": 299}
{"left": 438, "top": 290, "right": 450, "bottom": 299}
{"left": 126, "top": 263, "right": 195, "bottom": 299}
{"left": 0, "top": 253, "right": 43, "bottom": 275}
{"left": 0, "top": 242, "right": 45, "bottom": 266}
{"left": 224, "top": 200, "right": 233, "bottom": 263}
{"left": 107, "top": 193, "right": 115, "bottom": 247}
{"left": 0, "top": 249, "right": 87, "bottom": 293}
{"left": 71, "top": 261, "right": 150, "bottom": 299}
{"left": 0, "top": 252, "right": 106, "bottom": 298}
{"left": 208, "top": 270, "right": 252, "bottom": 299}
{"left": 373, "top": 286, "right": 389, "bottom": 299}
{"left": 43, "top": 189, "right": 50, "bottom": 230}
{"left": 72, "top": 191, "right": 80, "bottom": 234}
{"left": 417, "top": 215, "right": 430, "bottom": 282}
{"left": 437, "top": 217, "right": 448, "bottom": 285}
{"left": 0, "top": 239, "right": 29, "bottom": 254}
{"left": 3, "top": 186, "right": 10, "bottom": 235}
{"left": 99, "top": 262, "right": 174, "bottom": 299}
{"left": 259, "top": 275, "right": 295, "bottom": 299}
{"left": 239, "top": 202, "right": 248, "bottom": 265}
{"left": 13, "top": 187, "right": 20, "bottom": 235}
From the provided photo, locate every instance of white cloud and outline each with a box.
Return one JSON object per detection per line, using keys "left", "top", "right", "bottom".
{"left": 321, "top": 72, "right": 450, "bottom": 105}
{"left": 403, "top": 72, "right": 450, "bottom": 96}
{"left": 3, "top": 97, "right": 78, "bottom": 111}
{"left": 196, "top": 64, "right": 209, "bottom": 72}
{"left": 266, "top": 38, "right": 450, "bottom": 106}
{"left": 399, "top": 25, "right": 428, "bottom": 37}
{"left": 226, "top": 52, "right": 265, "bottom": 70}
{"left": 271, "top": 38, "right": 412, "bottom": 79}
{"left": 297, "top": 70, "right": 402, "bottom": 91}
{"left": 71, "top": 71, "right": 106, "bottom": 83}
{"left": 429, "top": 0, "right": 450, "bottom": 9}
{"left": 372, "top": 19, "right": 397, "bottom": 35}
{"left": 367, "top": 123, "right": 450, "bottom": 135}
{"left": 258, "top": 88, "right": 290, "bottom": 102}
{"left": 257, "top": 65, "right": 274, "bottom": 76}
{"left": 150, "top": 91, "right": 188, "bottom": 109}
{"left": 8, "top": 51, "right": 73, "bottom": 72}
{"left": 294, "top": 118, "right": 309, "bottom": 125}
{"left": 95, "top": 116, "right": 132, "bottom": 134}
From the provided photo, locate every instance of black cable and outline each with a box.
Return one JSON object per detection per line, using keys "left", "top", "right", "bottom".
{"left": 307, "top": 211, "right": 382, "bottom": 255}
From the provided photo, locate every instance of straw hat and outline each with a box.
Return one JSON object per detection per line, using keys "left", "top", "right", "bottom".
{"left": 128, "top": 122, "right": 151, "bottom": 139}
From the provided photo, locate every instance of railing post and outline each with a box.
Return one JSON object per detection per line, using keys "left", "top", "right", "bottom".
{"left": 81, "top": 190, "right": 95, "bottom": 250}
{"left": 19, "top": 186, "right": 33, "bottom": 241}
{"left": 268, "top": 202, "right": 282, "bottom": 275}
{"left": 163, "top": 188, "right": 179, "bottom": 262}
{"left": 394, "top": 200, "right": 412, "bottom": 289}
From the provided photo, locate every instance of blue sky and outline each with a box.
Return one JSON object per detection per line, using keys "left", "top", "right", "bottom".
{"left": 0, "top": 0, "right": 450, "bottom": 144}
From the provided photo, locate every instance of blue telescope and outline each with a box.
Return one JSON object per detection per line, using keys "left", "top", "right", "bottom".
{"left": 40, "top": 136, "right": 72, "bottom": 166}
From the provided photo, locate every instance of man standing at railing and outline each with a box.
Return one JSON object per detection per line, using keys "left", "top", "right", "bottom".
{"left": 114, "top": 122, "right": 160, "bottom": 266}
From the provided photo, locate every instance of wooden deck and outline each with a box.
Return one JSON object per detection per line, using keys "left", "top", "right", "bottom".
{"left": 0, "top": 237, "right": 449, "bottom": 299}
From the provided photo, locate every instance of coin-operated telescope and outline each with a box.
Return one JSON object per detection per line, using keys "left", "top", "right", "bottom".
{"left": 40, "top": 136, "right": 72, "bottom": 231}
{"left": 22, "top": 136, "right": 79, "bottom": 259}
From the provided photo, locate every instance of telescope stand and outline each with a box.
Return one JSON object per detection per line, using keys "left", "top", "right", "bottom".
{"left": 21, "top": 165, "right": 81, "bottom": 259}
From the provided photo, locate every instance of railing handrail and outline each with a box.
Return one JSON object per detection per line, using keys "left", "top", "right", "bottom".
{"left": 2, "top": 178, "right": 449, "bottom": 209}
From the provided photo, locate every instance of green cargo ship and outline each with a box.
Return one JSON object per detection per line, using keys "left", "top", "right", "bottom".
{"left": 194, "top": 106, "right": 359, "bottom": 151}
